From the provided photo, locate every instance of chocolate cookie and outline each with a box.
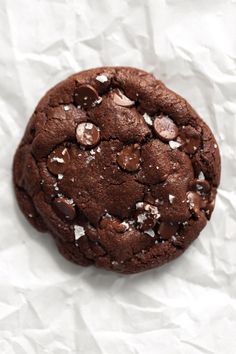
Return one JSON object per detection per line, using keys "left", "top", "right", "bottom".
{"left": 13, "top": 67, "right": 221, "bottom": 274}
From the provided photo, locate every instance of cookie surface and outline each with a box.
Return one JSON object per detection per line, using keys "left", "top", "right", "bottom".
{"left": 13, "top": 67, "right": 221, "bottom": 273}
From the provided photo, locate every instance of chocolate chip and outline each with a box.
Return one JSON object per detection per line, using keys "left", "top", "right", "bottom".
{"left": 76, "top": 122, "right": 100, "bottom": 147}
{"left": 178, "top": 126, "right": 201, "bottom": 154}
{"left": 158, "top": 222, "right": 178, "bottom": 240}
{"left": 100, "top": 215, "right": 129, "bottom": 233}
{"left": 53, "top": 197, "right": 76, "bottom": 220}
{"left": 187, "top": 191, "right": 202, "bottom": 215}
{"left": 153, "top": 115, "right": 178, "bottom": 142}
{"left": 117, "top": 144, "right": 141, "bottom": 172}
{"left": 113, "top": 89, "right": 135, "bottom": 107}
{"left": 74, "top": 84, "right": 99, "bottom": 108}
{"left": 47, "top": 147, "right": 70, "bottom": 175}
{"left": 190, "top": 179, "right": 210, "bottom": 194}
{"left": 135, "top": 202, "right": 160, "bottom": 231}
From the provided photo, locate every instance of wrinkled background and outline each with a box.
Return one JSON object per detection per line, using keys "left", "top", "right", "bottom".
{"left": 0, "top": 0, "right": 236, "bottom": 353}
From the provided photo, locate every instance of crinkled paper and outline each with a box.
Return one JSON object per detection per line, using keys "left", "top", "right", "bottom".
{"left": 0, "top": 0, "right": 236, "bottom": 353}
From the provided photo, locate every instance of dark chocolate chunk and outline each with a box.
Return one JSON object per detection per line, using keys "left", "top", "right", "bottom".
{"left": 76, "top": 122, "right": 100, "bottom": 147}
{"left": 74, "top": 84, "right": 99, "bottom": 108}
{"left": 53, "top": 197, "right": 76, "bottom": 220}
{"left": 47, "top": 147, "right": 70, "bottom": 175}
{"left": 112, "top": 89, "right": 134, "bottom": 107}
{"left": 117, "top": 144, "right": 141, "bottom": 172}
{"left": 153, "top": 115, "right": 178, "bottom": 142}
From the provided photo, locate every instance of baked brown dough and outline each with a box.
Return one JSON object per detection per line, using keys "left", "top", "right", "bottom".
{"left": 13, "top": 67, "right": 221, "bottom": 273}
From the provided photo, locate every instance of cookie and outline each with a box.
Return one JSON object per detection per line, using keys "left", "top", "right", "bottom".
{"left": 13, "top": 67, "right": 221, "bottom": 274}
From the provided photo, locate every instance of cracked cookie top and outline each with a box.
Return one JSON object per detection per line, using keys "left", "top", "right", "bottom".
{"left": 13, "top": 67, "right": 221, "bottom": 274}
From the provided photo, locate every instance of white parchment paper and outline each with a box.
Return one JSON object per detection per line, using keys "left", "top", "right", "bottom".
{"left": 0, "top": 0, "right": 236, "bottom": 353}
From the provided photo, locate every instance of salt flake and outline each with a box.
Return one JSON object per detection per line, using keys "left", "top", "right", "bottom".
{"left": 137, "top": 213, "right": 147, "bottom": 224}
{"left": 111, "top": 261, "right": 119, "bottom": 265}
{"left": 169, "top": 194, "right": 175, "bottom": 204}
{"left": 96, "top": 74, "right": 108, "bottom": 83}
{"left": 198, "top": 171, "right": 205, "bottom": 180}
{"left": 51, "top": 157, "right": 64, "bottom": 163}
{"left": 53, "top": 183, "right": 59, "bottom": 191}
{"left": 86, "top": 155, "right": 95, "bottom": 164}
{"left": 74, "top": 225, "right": 85, "bottom": 240}
{"left": 121, "top": 221, "right": 129, "bottom": 231}
{"left": 169, "top": 141, "right": 181, "bottom": 149}
{"left": 145, "top": 229, "right": 155, "bottom": 237}
{"left": 143, "top": 113, "right": 153, "bottom": 126}
{"left": 66, "top": 198, "right": 74, "bottom": 205}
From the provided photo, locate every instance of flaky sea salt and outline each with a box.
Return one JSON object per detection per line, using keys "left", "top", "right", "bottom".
{"left": 53, "top": 183, "right": 59, "bottom": 191}
{"left": 137, "top": 213, "right": 147, "bottom": 224}
{"left": 145, "top": 229, "right": 155, "bottom": 237}
{"left": 144, "top": 204, "right": 160, "bottom": 218}
{"left": 143, "top": 113, "right": 153, "bottom": 126}
{"left": 64, "top": 105, "right": 70, "bottom": 111}
{"left": 93, "top": 97, "right": 102, "bottom": 106}
{"left": 74, "top": 225, "right": 85, "bottom": 240}
{"left": 169, "top": 140, "right": 181, "bottom": 149}
{"left": 51, "top": 157, "right": 64, "bottom": 163}
{"left": 198, "top": 171, "right": 205, "bottom": 180}
{"left": 96, "top": 74, "right": 108, "bottom": 83}
{"left": 58, "top": 174, "right": 63, "bottom": 180}
{"left": 86, "top": 155, "right": 95, "bottom": 164}
{"left": 136, "top": 202, "right": 144, "bottom": 209}
{"left": 169, "top": 194, "right": 175, "bottom": 204}
{"left": 111, "top": 261, "right": 119, "bottom": 265}
{"left": 121, "top": 221, "right": 129, "bottom": 231}
{"left": 66, "top": 198, "right": 74, "bottom": 205}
